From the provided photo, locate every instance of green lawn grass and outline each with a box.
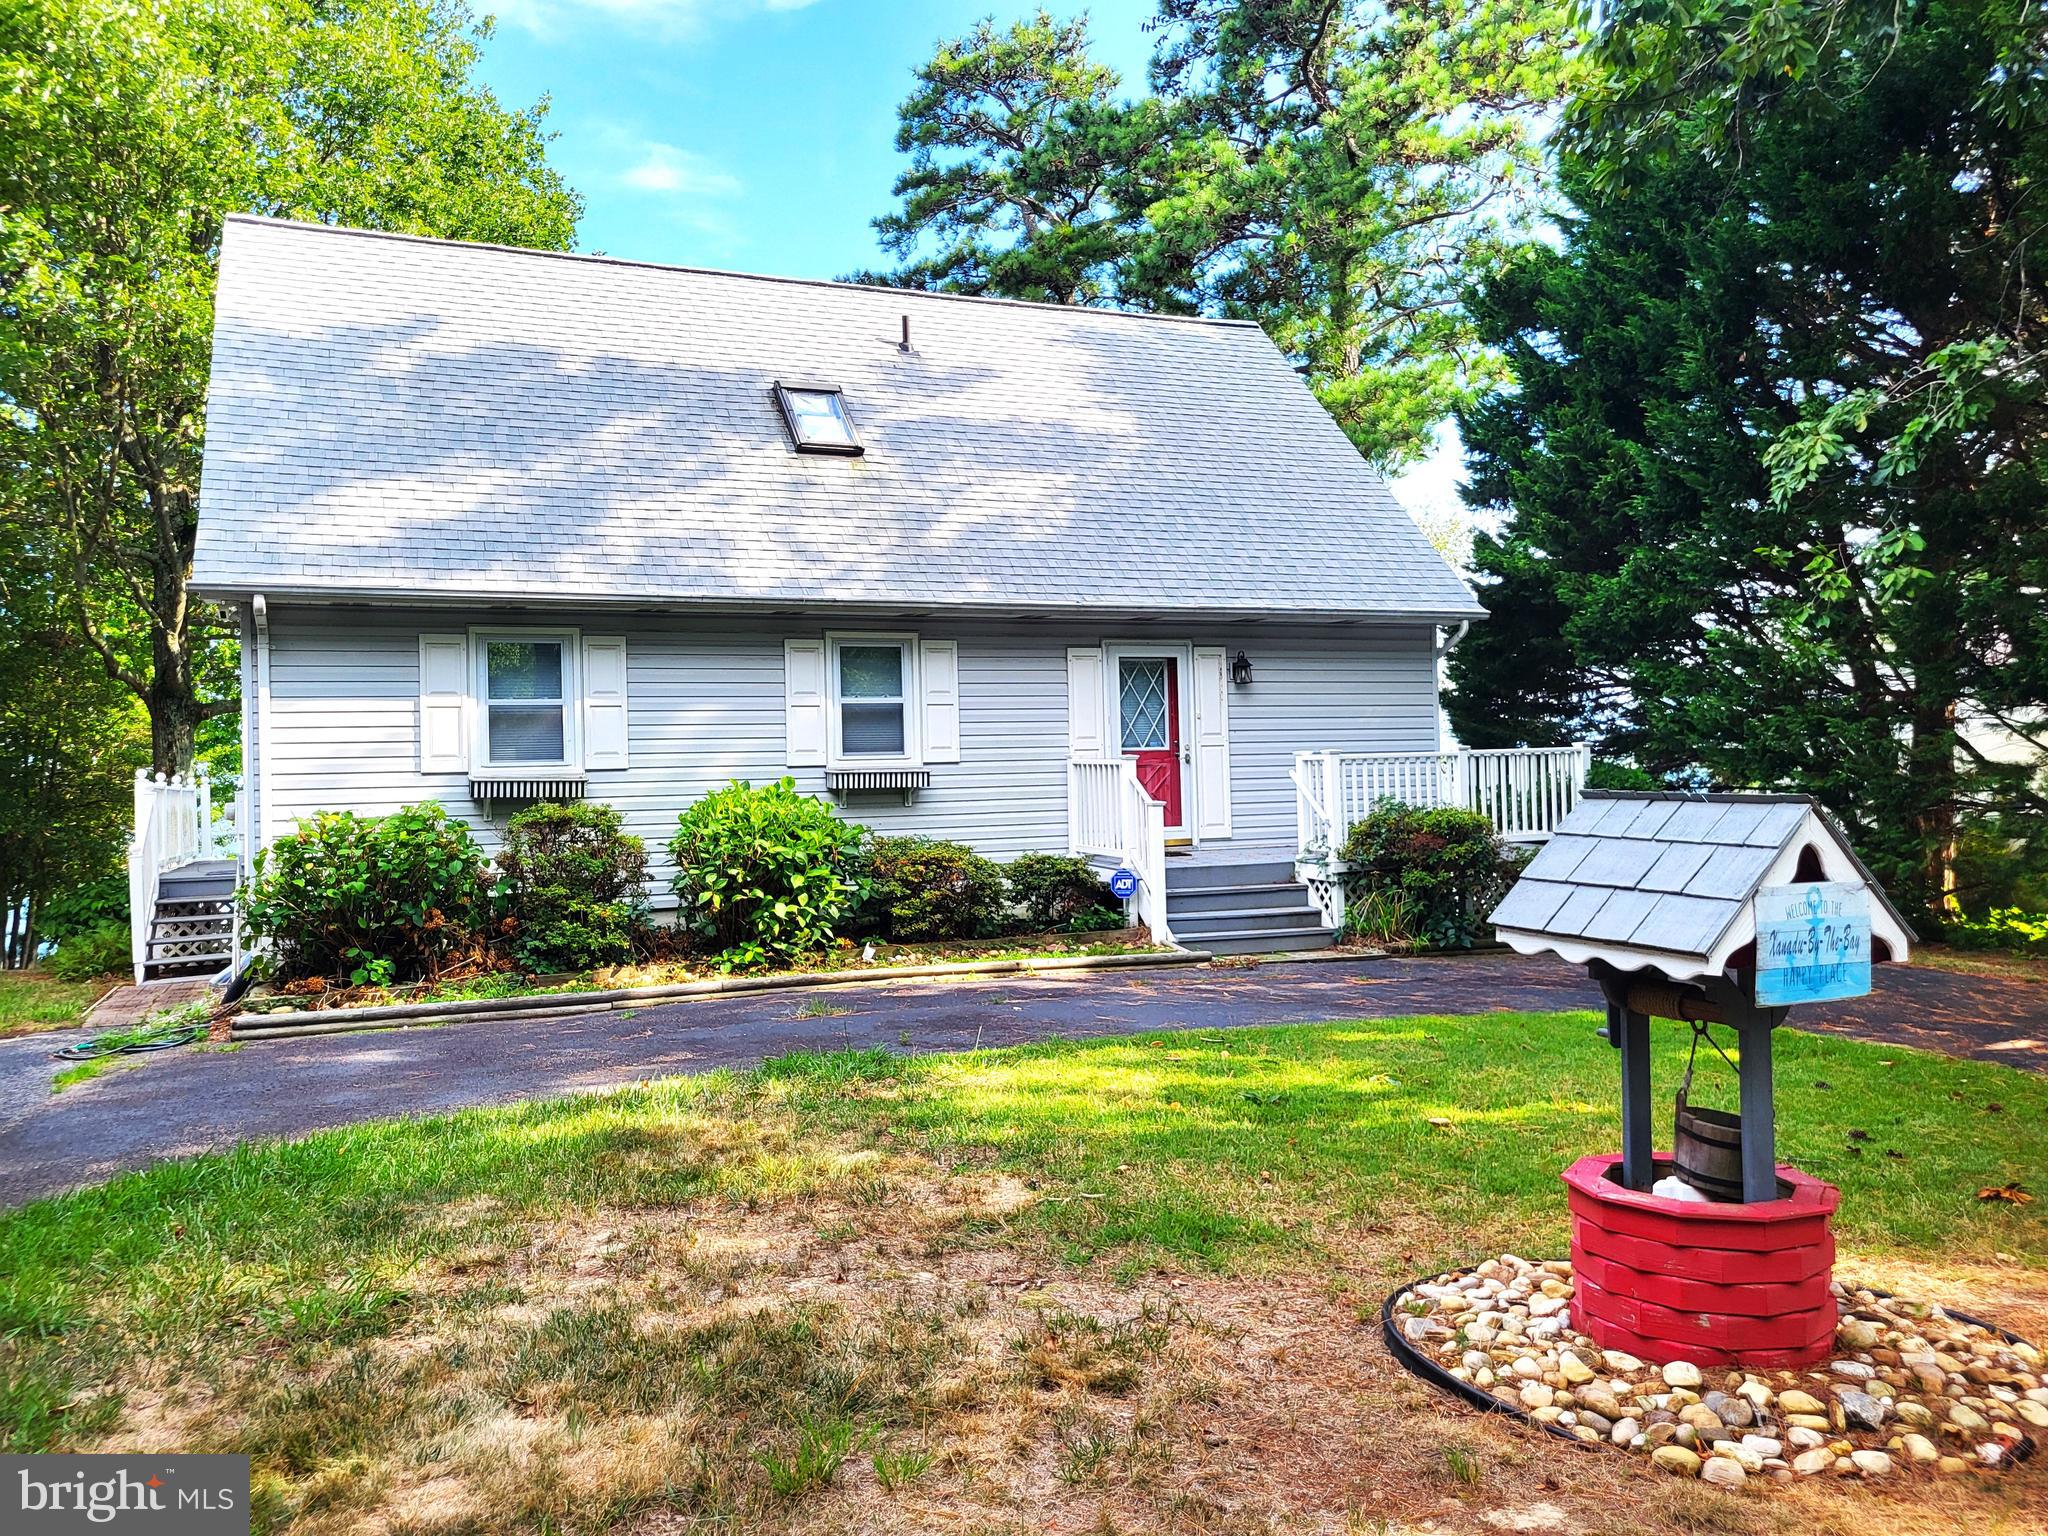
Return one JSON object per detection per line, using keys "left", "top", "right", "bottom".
{"left": 0, "top": 1010, "right": 2041, "bottom": 1530}
{"left": 0, "top": 969, "right": 107, "bottom": 1033}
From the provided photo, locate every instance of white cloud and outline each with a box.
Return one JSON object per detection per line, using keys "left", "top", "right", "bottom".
{"left": 492, "top": 0, "right": 824, "bottom": 40}
{"left": 571, "top": 129, "right": 745, "bottom": 251}
{"left": 618, "top": 142, "right": 742, "bottom": 199}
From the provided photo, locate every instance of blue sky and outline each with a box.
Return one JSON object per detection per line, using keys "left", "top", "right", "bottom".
{"left": 471, "top": 0, "right": 1463, "bottom": 522}
{"left": 474, "top": 0, "right": 1159, "bottom": 276}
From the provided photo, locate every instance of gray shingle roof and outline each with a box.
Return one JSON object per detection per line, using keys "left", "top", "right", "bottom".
{"left": 189, "top": 217, "right": 1483, "bottom": 618}
{"left": 1489, "top": 791, "right": 1914, "bottom": 968}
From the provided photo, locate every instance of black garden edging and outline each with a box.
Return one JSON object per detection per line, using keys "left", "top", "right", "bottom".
{"left": 1379, "top": 1275, "right": 1586, "bottom": 1447}
{"left": 1380, "top": 1268, "right": 2040, "bottom": 1464}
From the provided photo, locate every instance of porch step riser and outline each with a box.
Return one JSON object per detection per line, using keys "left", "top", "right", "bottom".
{"left": 158, "top": 879, "right": 237, "bottom": 901}
{"left": 1164, "top": 858, "right": 1297, "bottom": 892}
{"left": 1166, "top": 882, "right": 1315, "bottom": 916}
{"left": 1171, "top": 909, "right": 1324, "bottom": 939}
{"left": 142, "top": 961, "right": 227, "bottom": 981}
{"left": 1193, "top": 927, "right": 1338, "bottom": 956}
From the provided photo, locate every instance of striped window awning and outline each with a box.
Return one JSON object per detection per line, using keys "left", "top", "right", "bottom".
{"left": 470, "top": 775, "right": 587, "bottom": 803}
{"left": 824, "top": 767, "right": 930, "bottom": 795}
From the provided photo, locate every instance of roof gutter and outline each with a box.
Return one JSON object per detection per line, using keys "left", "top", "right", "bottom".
{"left": 186, "top": 582, "right": 1491, "bottom": 628}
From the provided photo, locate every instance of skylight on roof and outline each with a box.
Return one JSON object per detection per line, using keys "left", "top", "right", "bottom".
{"left": 774, "top": 383, "right": 861, "bottom": 456}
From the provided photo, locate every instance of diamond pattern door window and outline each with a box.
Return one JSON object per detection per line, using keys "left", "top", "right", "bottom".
{"left": 1119, "top": 658, "right": 1170, "bottom": 751}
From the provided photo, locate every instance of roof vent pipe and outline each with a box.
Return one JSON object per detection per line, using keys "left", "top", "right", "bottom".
{"left": 900, "top": 315, "right": 911, "bottom": 353}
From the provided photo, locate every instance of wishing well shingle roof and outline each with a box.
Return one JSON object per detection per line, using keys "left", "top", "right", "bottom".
{"left": 1489, "top": 791, "right": 1916, "bottom": 977}
{"left": 189, "top": 216, "right": 1481, "bottom": 619}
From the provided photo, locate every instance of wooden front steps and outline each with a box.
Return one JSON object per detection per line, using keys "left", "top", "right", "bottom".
{"left": 1165, "top": 855, "right": 1335, "bottom": 955}
{"left": 143, "top": 859, "right": 236, "bottom": 981}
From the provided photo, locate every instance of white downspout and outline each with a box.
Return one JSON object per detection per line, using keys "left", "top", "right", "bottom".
{"left": 1434, "top": 621, "right": 1470, "bottom": 753}
{"left": 253, "top": 594, "right": 273, "bottom": 857}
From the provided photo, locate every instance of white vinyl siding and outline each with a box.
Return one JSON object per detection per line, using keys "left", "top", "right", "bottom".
{"left": 254, "top": 610, "right": 1440, "bottom": 903}
{"left": 1223, "top": 629, "right": 1438, "bottom": 842}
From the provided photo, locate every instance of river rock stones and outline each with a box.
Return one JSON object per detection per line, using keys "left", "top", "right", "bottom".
{"left": 1652, "top": 1446, "right": 1702, "bottom": 1476}
{"left": 1392, "top": 1258, "right": 2040, "bottom": 1489}
{"left": 1835, "top": 1390, "right": 1887, "bottom": 1431}
{"left": 1700, "top": 1455, "right": 1747, "bottom": 1489}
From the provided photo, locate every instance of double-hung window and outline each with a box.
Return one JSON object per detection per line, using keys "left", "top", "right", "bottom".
{"left": 477, "top": 631, "right": 577, "bottom": 770}
{"left": 830, "top": 635, "right": 915, "bottom": 763}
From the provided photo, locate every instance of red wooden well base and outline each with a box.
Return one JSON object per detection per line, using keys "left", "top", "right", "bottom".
{"left": 1564, "top": 1153, "right": 1841, "bottom": 1368}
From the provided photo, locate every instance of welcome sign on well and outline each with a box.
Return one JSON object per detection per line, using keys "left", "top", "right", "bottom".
{"left": 1754, "top": 881, "right": 1873, "bottom": 1005}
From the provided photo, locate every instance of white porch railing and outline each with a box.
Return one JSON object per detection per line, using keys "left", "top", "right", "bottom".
{"left": 1294, "top": 745, "right": 1593, "bottom": 861}
{"left": 1068, "top": 757, "right": 1172, "bottom": 945}
{"left": 127, "top": 768, "right": 241, "bottom": 982}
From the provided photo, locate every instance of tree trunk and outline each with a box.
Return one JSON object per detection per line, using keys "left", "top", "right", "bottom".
{"left": 1908, "top": 691, "right": 1960, "bottom": 919}
{"left": 145, "top": 484, "right": 203, "bottom": 776}
{"left": 148, "top": 633, "right": 202, "bottom": 777}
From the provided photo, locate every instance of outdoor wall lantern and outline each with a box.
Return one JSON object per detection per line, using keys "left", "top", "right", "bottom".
{"left": 1230, "top": 650, "right": 1253, "bottom": 686}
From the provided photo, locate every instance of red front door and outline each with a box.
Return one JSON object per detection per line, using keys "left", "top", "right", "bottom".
{"left": 1118, "top": 655, "right": 1183, "bottom": 832}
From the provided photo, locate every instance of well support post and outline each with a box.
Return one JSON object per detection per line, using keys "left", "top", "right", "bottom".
{"left": 1592, "top": 961, "right": 1655, "bottom": 1192}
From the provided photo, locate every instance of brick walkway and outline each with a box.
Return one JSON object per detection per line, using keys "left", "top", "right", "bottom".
{"left": 81, "top": 979, "right": 216, "bottom": 1032}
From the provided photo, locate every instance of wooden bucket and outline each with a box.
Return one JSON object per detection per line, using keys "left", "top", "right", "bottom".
{"left": 1673, "top": 1093, "right": 1745, "bottom": 1202}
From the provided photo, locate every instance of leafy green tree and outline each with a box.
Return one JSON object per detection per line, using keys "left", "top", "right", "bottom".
{"left": 1451, "top": 8, "right": 2048, "bottom": 912}
{"left": 1142, "top": 0, "right": 1579, "bottom": 465}
{"left": 0, "top": 0, "right": 581, "bottom": 772}
{"left": 0, "top": 528, "right": 148, "bottom": 967}
{"left": 859, "top": 10, "right": 1141, "bottom": 303}
{"left": 1570, "top": 0, "right": 2048, "bottom": 546}
{"left": 869, "top": 1, "right": 1579, "bottom": 469}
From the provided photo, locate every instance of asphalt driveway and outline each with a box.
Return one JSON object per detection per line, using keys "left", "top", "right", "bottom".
{"left": 0, "top": 952, "right": 2040, "bottom": 1208}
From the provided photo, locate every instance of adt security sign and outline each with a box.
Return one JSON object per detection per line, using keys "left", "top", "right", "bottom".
{"left": 1754, "top": 881, "right": 1872, "bottom": 1006}
{"left": 1108, "top": 868, "right": 1140, "bottom": 901}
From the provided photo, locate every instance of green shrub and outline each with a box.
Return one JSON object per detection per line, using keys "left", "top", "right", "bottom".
{"left": 1942, "top": 907, "right": 2048, "bottom": 954}
{"left": 1339, "top": 802, "right": 1508, "bottom": 950}
{"left": 856, "top": 835, "right": 1007, "bottom": 942}
{"left": 1063, "top": 904, "right": 1129, "bottom": 934}
{"left": 1004, "top": 853, "right": 1113, "bottom": 931}
{"left": 49, "top": 923, "right": 130, "bottom": 981}
{"left": 1954, "top": 816, "right": 2048, "bottom": 913}
{"left": 1585, "top": 759, "right": 1659, "bottom": 791}
{"left": 497, "top": 801, "right": 649, "bottom": 973}
{"left": 1339, "top": 888, "right": 1422, "bottom": 953}
{"left": 38, "top": 875, "right": 128, "bottom": 945}
{"left": 242, "top": 804, "right": 493, "bottom": 985}
{"left": 668, "top": 778, "right": 864, "bottom": 966}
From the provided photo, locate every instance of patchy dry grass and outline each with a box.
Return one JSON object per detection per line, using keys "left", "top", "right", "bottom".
{"left": 0, "top": 968, "right": 109, "bottom": 1034}
{"left": 1, "top": 1015, "right": 2044, "bottom": 1534}
{"left": 1911, "top": 945, "right": 2048, "bottom": 986}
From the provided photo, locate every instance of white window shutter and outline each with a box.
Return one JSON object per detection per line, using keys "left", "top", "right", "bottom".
{"left": 581, "top": 636, "right": 629, "bottom": 770}
{"left": 1067, "top": 647, "right": 1106, "bottom": 758}
{"left": 1191, "top": 646, "right": 1232, "bottom": 838}
{"left": 920, "top": 639, "right": 960, "bottom": 763}
{"left": 418, "top": 634, "right": 470, "bottom": 774}
{"left": 785, "top": 638, "right": 828, "bottom": 766}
